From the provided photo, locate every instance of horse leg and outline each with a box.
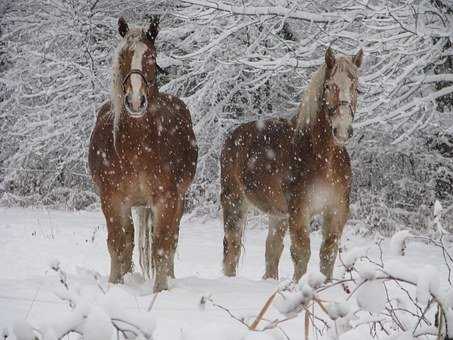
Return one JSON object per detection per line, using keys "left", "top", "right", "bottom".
{"left": 101, "top": 195, "right": 134, "bottom": 283}
{"left": 168, "top": 197, "right": 185, "bottom": 279}
{"left": 136, "top": 206, "right": 152, "bottom": 280}
{"left": 288, "top": 202, "right": 311, "bottom": 282}
{"left": 151, "top": 191, "right": 181, "bottom": 292}
{"left": 221, "top": 185, "right": 248, "bottom": 277}
{"left": 263, "top": 216, "right": 288, "bottom": 280}
{"left": 320, "top": 205, "right": 348, "bottom": 280}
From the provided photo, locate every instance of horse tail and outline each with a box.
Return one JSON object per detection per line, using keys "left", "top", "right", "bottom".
{"left": 136, "top": 206, "right": 153, "bottom": 281}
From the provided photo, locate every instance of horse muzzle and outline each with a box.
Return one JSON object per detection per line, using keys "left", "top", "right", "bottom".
{"left": 124, "top": 93, "right": 148, "bottom": 118}
{"left": 332, "top": 126, "right": 353, "bottom": 145}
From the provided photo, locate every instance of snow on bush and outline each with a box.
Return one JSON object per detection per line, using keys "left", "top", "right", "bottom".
{"left": 390, "top": 230, "right": 412, "bottom": 256}
{"left": 356, "top": 280, "right": 386, "bottom": 314}
{"left": 355, "top": 258, "right": 378, "bottom": 281}
{"left": 8, "top": 262, "right": 156, "bottom": 340}
{"left": 180, "top": 231, "right": 453, "bottom": 340}
{"left": 304, "top": 270, "right": 326, "bottom": 290}
{"left": 326, "top": 301, "right": 350, "bottom": 321}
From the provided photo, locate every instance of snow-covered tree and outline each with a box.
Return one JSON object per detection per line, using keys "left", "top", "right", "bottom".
{"left": 0, "top": 0, "right": 452, "bottom": 231}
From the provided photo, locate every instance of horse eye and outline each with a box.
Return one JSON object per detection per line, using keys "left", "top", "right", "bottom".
{"left": 145, "top": 31, "right": 157, "bottom": 43}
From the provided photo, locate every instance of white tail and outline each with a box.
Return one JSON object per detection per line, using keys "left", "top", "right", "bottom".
{"left": 136, "top": 206, "right": 153, "bottom": 280}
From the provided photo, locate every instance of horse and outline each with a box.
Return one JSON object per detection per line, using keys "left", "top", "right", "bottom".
{"left": 220, "top": 47, "right": 363, "bottom": 282}
{"left": 88, "top": 17, "right": 198, "bottom": 292}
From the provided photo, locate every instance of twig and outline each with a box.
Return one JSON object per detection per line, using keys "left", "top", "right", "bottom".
{"left": 147, "top": 292, "right": 159, "bottom": 312}
{"left": 249, "top": 290, "right": 279, "bottom": 331}
{"left": 206, "top": 297, "right": 249, "bottom": 328}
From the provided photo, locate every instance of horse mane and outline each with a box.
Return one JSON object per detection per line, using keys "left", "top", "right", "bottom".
{"left": 294, "top": 64, "right": 327, "bottom": 129}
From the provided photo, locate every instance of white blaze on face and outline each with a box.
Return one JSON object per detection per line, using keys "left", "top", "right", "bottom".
{"left": 331, "top": 71, "right": 354, "bottom": 142}
{"left": 129, "top": 42, "right": 148, "bottom": 110}
{"left": 334, "top": 72, "right": 352, "bottom": 114}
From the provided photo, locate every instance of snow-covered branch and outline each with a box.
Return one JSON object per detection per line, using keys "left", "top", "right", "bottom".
{"left": 179, "top": 0, "right": 352, "bottom": 23}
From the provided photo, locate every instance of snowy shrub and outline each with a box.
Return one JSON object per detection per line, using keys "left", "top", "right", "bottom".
{"left": 9, "top": 261, "right": 156, "bottom": 340}
{"left": 188, "top": 231, "right": 453, "bottom": 340}
{"left": 0, "top": 0, "right": 452, "bottom": 231}
{"left": 351, "top": 135, "right": 453, "bottom": 235}
{"left": 173, "top": 206, "right": 453, "bottom": 339}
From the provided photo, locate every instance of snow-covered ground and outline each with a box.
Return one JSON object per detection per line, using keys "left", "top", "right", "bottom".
{"left": 0, "top": 207, "right": 448, "bottom": 339}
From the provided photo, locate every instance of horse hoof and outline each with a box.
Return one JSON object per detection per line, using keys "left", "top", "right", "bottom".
{"left": 153, "top": 280, "right": 169, "bottom": 293}
{"left": 223, "top": 270, "right": 236, "bottom": 277}
{"left": 109, "top": 274, "right": 123, "bottom": 284}
{"left": 262, "top": 273, "right": 278, "bottom": 281}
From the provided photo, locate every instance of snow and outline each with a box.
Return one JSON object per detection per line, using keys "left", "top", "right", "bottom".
{"left": 326, "top": 301, "right": 350, "bottom": 320}
{"left": 355, "top": 280, "right": 386, "bottom": 314}
{"left": 182, "top": 324, "right": 245, "bottom": 340}
{"left": 82, "top": 306, "right": 115, "bottom": 340}
{"left": 355, "top": 259, "right": 377, "bottom": 281}
{"left": 340, "top": 246, "right": 368, "bottom": 270}
{"left": 273, "top": 290, "right": 305, "bottom": 316}
{"left": 0, "top": 207, "right": 451, "bottom": 339}
{"left": 304, "top": 271, "right": 326, "bottom": 289}
{"left": 180, "top": 0, "right": 349, "bottom": 23}
{"left": 390, "top": 230, "right": 412, "bottom": 256}
{"left": 434, "top": 200, "right": 443, "bottom": 218}
{"left": 415, "top": 265, "right": 440, "bottom": 305}
{"left": 12, "top": 319, "right": 34, "bottom": 340}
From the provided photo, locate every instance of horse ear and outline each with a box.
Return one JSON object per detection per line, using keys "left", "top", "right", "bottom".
{"left": 118, "top": 17, "right": 129, "bottom": 37}
{"left": 325, "top": 47, "right": 336, "bottom": 69}
{"left": 352, "top": 48, "right": 364, "bottom": 68}
{"left": 146, "top": 16, "right": 160, "bottom": 42}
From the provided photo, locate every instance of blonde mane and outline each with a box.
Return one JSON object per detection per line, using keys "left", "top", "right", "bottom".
{"left": 295, "top": 64, "right": 326, "bottom": 129}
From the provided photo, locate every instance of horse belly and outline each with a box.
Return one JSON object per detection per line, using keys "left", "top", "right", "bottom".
{"left": 242, "top": 175, "right": 288, "bottom": 216}
{"left": 123, "top": 172, "right": 159, "bottom": 206}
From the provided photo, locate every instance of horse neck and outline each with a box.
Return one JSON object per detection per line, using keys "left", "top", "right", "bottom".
{"left": 113, "top": 85, "right": 159, "bottom": 152}
{"left": 296, "top": 108, "right": 337, "bottom": 159}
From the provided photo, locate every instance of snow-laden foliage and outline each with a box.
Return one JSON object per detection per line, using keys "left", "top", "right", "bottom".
{"left": 184, "top": 232, "right": 453, "bottom": 340}
{"left": 9, "top": 261, "right": 156, "bottom": 340}
{"left": 0, "top": 0, "right": 452, "bottom": 231}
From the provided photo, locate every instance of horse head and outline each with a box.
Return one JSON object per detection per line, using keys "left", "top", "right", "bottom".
{"left": 113, "top": 16, "right": 159, "bottom": 118}
{"left": 322, "top": 47, "right": 363, "bottom": 145}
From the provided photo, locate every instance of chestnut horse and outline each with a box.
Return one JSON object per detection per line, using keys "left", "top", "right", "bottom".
{"left": 88, "top": 17, "right": 197, "bottom": 292}
{"left": 221, "top": 48, "right": 363, "bottom": 281}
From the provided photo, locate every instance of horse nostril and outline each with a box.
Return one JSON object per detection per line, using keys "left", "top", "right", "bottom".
{"left": 333, "top": 127, "right": 338, "bottom": 137}
{"left": 348, "top": 126, "right": 353, "bottom": 138}
{"left": 140, "top": 95, "right": 146, "bottom": 108}
{"left": 125, "top": 94, "right": 132, "bottom": 108}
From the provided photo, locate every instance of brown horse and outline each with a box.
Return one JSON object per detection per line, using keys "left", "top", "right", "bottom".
{"left": 221, "top": 47, "right": 363, "bottom": 282}
{"left": 88, "top": 17, "right": 197, "bottom": 292}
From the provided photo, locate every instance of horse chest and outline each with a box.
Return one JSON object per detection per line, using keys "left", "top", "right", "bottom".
{"left": 306, "top": 179, "right": 342, "bottom": 214}
{"left": 295, "top": 155, "right": 350, "bottom": 214}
